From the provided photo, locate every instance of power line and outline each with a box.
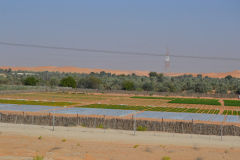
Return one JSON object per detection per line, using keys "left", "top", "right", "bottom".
{"left": 0, "top": 41, "right": 240, "bottom": 62}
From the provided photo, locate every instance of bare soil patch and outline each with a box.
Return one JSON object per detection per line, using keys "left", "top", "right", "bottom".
{"left": 0, "top": 123, "right": 240, "bottom": 160}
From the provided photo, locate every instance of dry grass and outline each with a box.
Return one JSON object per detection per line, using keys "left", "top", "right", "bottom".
{"left": 33, "top": 155, "right": 44, "bottom": 160}
{"left": 162, "top": 156, "right": 171, "bottom": 160}
{"left": 133, "top": 144, "right": 139, "bottom": 148}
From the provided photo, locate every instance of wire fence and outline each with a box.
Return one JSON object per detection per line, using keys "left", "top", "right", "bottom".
{"left": 0, "top": 111, "right": 239, "bottom": 139}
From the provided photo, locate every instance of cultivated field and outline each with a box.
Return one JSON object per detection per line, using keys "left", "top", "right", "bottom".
{"left": 1, "top": 92, "right": 240, "bottom": 124}
{"left": 0, "top": 92, "right": 239, "bottom": 113}
{"left": 0, "top": 92, "right": 240, "bottom": 160}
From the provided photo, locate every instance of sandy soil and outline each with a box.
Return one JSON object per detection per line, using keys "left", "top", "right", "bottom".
{"left": 0, "top": 123, "right": 239, "bottom": 160}
{"left": 1, "top": 66, "right": 239, "bottom": 78}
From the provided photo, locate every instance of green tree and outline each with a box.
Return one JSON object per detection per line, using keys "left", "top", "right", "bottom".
{"left": 60, "top": 76, "right": 76, "bottom": 88}
{"left": 77, "top": 78, "right": 87, "bottom": 88}
{"left": 157, "top": 83, "right": 169, "bottom": 92}
{"left": 142, "top": 82, "right": 153, "bottom": 91}
{"left": 23, "top": 76, "right": 38, "bottom": 86}
{"left": 149, "top": 72, "right": 158, "bottom": 77}
{"left": 85, "top": 76, "right": 102, "bottom": 89}
{"left": 122, "top": 80, "right": 135, "bottom": 90}
{"left": 236, "top": 87, "right": 240, "bottom": 94}
{"left": 164, "top": 81, "right": 176, "bottom": 92}
{"left": 194, "top": 82, "right": 209, "bottom": 93}
{"left": 215, "top": 84, "right": 228, "bottom": 94}
{"left": 197, "top": 74, "right": 202, "bottom": 79}
{"left": 157, "top": 73, "right": 164, "bottom": 82}
{"left": 49, "top": 78, "right": 59, "bottom": 87}
{"left": 225, "top": 75, "right": 233, "bottom": 80}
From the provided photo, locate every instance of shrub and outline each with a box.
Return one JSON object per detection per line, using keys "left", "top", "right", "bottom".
{"left": 33, "top": 155, "right": 44, "bottom": 160}
{"left": 97, "top": 124, "right": 104, "bottom": 129}
{"left": 162, "top": 156, "right": 171, "bottom": 160}
{"left": 137, "top": 126, "right": 147, "bottom": 131}
{"left": 62, "top": 139, "right": 66, "bottom": 142}
{"left": 133, "top": 144, "right": 139, "bottom": 148}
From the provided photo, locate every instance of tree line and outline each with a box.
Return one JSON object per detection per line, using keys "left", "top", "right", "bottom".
{"left": 0, "top": 68, "right": 239, "bottom": 95}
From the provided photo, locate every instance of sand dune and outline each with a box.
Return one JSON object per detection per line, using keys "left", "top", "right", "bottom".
{"left": 0, "top": 66, "right": 239, "bottom": 78}
{"left": 0, "top": 66, "right": 149, "bottom": 76}
{"left": 166, "top": 70, "right": 240, "bottom": 78}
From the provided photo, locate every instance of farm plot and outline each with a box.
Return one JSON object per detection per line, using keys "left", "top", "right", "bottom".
{"left": 225, "top": 115, "right": 240, "bottom": 123}
{"left": 130, "top": 96, "right": 221, "bottom": 105}
{"left": 222, "top": 110, "right": 240, "bottom": 116}
{"left": 49, "top": 107, "right": 136, "bottom": 116}
{"left": 224, "top": 100, "right": 240, "bottom": 107}
{"left": 0, "top": 99, "right": 74, "bottom": 106}
{"left": 136, "top": 111, "right": 225, "bottom": 122}
{"left": 77, "top": 104, "right": 220, "bottom": 114}
{"left": 168, "top": 98, "right": 221, "bottom": 105}
{"left": 0, "top": 103, "right": 62, "bottom": 112}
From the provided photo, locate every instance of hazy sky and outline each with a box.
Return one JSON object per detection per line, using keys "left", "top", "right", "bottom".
{"left": 0, "top": 0, "right": 239, "bottom": 73}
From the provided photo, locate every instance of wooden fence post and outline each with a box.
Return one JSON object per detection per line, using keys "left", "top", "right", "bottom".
{"left": 133, "top": 114, "right": 136, "bottom": 135}
{"left": 104, "top": 115, "right": 106, "bottom": 133}
{"left": 52, "top": 113, "right": 55, "bottom": 131}
{"left": 77, "top": 114, "right": 79, "bottom": 125}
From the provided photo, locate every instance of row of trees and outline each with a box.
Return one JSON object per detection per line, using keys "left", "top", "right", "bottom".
{"left": 0, "top": 69, "right": 239, "bottom": 94}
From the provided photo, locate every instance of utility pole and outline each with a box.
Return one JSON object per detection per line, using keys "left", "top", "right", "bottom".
{"left": 164, "top": 47, "right": 170, "bottom": 73}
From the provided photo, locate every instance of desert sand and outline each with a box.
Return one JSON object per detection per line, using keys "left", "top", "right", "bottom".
{"left": 0, "top": 66, "right": 239, "bottom": 78}
{"left": 0, "top": 123, "right": 239, "bottom": 160}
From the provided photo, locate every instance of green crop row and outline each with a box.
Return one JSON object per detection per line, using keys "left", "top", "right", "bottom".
{"left": 130, "top": 96, "right": 221, "bottom": 106}
{"left": 168, "top": 98, "right": 221, "bottom": 105}
{"left": 77, "top": 104, "right": 219, "bottom": 114}
{"left": 222, "top": 110, "right": 240, "bottom": 116}
{"left": 223, "top": 100, "right": 240, "bottom": 107}
{"left": 0, "top": 99, "right": 74, "bottom": 106}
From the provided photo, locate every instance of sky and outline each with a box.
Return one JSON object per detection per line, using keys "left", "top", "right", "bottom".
{"left": 0, "top": 0, "right": 239, "bottom": 73}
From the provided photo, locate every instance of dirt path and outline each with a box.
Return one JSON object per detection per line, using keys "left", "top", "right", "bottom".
{"left": 0, "top": 123, "right": 239, "bottom": 160}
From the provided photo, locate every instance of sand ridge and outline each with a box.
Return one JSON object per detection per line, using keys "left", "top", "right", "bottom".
{"left": 0, "top": 66, "right": 239, "bottom": 78}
